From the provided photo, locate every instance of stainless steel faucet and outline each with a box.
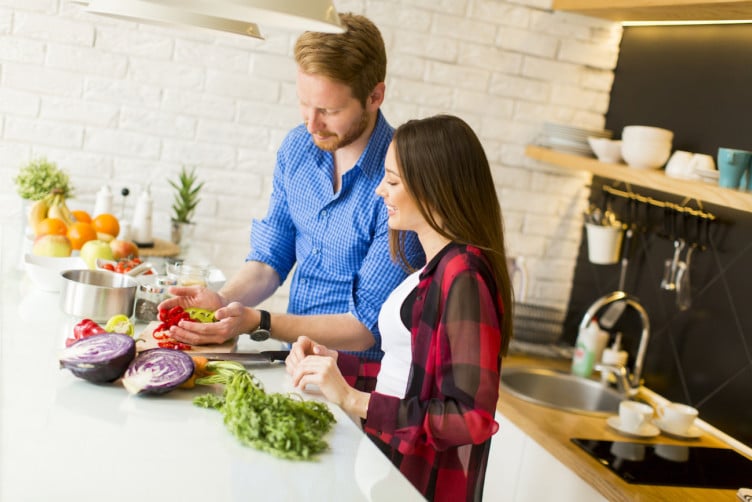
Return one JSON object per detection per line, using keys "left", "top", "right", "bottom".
{"left": 579, "top": 291, "right": 650, "bottom": 396}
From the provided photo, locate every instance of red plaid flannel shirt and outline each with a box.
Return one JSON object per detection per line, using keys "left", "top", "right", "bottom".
{"left": 338, "top": 243, "right": 504, "bottom": 501}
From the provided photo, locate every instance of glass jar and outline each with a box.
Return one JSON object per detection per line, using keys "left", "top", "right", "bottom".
{"left": 134, "top": 276, "right": 174, "bottom": 322}
{"left": 166, "top": 261, "right": 210, "bottom": 287}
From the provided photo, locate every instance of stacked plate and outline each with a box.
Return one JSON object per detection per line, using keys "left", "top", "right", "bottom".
{"left": 536, "top": 122, "right": 612, "bottom": 156}
{"left": 513, "top": 302, "right": 567, "bottom": 345}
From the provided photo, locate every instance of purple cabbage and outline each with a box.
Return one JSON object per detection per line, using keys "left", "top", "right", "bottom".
{"left": 121, "top": 348, "right": 194, "bottom": 395}
{"left": 59, "top": 332, "right": 136, "bottom": 383}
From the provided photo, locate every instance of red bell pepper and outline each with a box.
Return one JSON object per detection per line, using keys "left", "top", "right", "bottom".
{"left": 66, "top": 318, "right": 106, "bottom": 346}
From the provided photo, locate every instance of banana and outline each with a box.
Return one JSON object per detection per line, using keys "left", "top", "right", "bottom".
{"left": 46, "top": 198, "right": 66, "bottom": 223}
{"left": 27, "top": 197, "right": 50, "bottom": 231}
{"left": 57, "top": 196, "right": 77, "bottom": 226}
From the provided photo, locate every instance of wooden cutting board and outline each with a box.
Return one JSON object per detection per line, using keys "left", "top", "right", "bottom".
{"left": 136, "top": 321, "right": 237, "bottom": 352}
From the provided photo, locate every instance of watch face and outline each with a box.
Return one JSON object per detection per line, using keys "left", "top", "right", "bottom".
{"left": 250, "top": 329, "right": 271, "bottom": 342}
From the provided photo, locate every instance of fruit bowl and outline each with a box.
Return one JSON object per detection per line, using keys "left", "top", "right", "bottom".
{"left": 24, "top": 254, "right": 87, "bottom": 292}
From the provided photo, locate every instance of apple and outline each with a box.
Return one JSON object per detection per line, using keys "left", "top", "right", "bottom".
{"left": 32, "top": 234, "right": 72, "bottom": 257}
{"left": 80, "top": 239, "right": 114, "bottom": 269}
{"left": 96, "top": 232, "right": 115, "bottom": 243}
{"left": 109, "top": 239, "right": 139, "bottom": 260}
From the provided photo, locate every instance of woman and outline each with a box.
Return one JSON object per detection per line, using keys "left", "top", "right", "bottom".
{"left": 286, "top": 114, "right": 513, "bottom": 502}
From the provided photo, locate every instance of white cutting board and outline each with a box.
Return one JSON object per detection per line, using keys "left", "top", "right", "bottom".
{"left": 136, "top": 321, "right": 237, "bottom": 353}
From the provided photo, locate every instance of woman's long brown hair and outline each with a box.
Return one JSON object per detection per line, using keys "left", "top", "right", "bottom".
{"left": 390, "top": 114, "right": 514, "bottom": 355}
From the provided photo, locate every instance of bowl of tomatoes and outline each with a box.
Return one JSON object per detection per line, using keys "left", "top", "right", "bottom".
{"left": 96, "top": 257, "right": 156, "bottom": 276}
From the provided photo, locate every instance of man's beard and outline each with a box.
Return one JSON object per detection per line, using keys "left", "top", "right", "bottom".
{"left": 312, "top": 110, "right": 371, "bottom": 152}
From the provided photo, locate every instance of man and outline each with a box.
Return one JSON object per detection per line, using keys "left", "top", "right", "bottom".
{"left": 161, "top": 13, "right": 423, "bottom": 361}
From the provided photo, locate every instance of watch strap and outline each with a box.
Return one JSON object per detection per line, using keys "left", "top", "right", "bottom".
{"left": 257, "top": 309, "right": 271, "bottom": 331}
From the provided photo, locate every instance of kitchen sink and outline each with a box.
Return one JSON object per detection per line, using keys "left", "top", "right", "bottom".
{"left": 500, "top": 366, "right": 622, "bottom": 417}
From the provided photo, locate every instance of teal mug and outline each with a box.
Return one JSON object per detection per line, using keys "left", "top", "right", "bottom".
{"left": 717, "top": 147, "right": 752, "bottom": 189}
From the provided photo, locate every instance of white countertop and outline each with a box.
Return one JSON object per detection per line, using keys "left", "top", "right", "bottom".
{"left": 0, "top": 266, "right": 424, "bottom": 502}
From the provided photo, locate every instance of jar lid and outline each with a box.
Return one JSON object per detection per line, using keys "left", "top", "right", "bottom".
{"left": 156, "top": 276, "right": 177, "bottom": 287}
{"left": 139, "top": 282, "right": 165, "bottom": 294}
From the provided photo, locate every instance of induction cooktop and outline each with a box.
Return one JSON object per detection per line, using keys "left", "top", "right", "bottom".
{"left": 572, "top": 438, "right": 752, "bottom": 490}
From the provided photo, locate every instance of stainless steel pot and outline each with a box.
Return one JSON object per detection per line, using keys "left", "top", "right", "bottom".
{"left": 60, "top": 269, "right": 138, "bottom": 322}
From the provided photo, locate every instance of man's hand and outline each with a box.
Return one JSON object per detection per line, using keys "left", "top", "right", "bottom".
{"left": 168, "top": 301, "right": 257, "bottom": 346}
{"left": 158, "top": 285, "right": 226, "bottom": 312}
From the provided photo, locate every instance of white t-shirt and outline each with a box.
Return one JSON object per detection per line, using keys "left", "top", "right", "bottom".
{"left": 374, "top": 269, "right": 421, "bottom": 398}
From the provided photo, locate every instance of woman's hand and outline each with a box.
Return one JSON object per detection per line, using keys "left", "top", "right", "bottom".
{"left": 287, "top": 336, "right": 368, "bottom": 417}
{"left": 168, "top": 301, "right": 255, "bottom": 345}
{"left": 286, "top": 335, "right": 337, "bottom": 375}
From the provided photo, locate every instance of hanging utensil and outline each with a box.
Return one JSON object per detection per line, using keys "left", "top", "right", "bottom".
{"left": 676, "top": 244, "right": 695, "bottom": 311}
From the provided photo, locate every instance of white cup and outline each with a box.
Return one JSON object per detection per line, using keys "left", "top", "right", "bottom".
{"left": 665, "top": 150, "right": 694, "bottom": 179}
{"left": 660, "top": 403, "right": 698, "bottom": 434}
{"left": 688, "top": 153, "right": 715, "bottom": 174}
{"left": 619, "top": 401, "right": 654, "bottom": 433}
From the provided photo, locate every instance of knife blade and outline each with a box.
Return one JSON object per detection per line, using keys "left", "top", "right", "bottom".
{"left": 189, "top": 350, "right": 290, "bottom": 365}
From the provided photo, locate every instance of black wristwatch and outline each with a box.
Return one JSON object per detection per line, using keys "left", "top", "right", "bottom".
{"left": 249, "top": 310, "right": 271, "bottom": 342}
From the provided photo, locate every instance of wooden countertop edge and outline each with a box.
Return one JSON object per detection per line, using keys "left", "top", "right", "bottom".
{"left": 496, "top": 356, "right": 741, "bottom": 501}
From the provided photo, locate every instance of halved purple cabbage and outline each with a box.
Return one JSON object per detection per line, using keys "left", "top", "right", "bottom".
{"left": 59, "top": 332, "right": 136, "bottom": 383}
{"left": 121, "top": 348, "right": 194, "bottom": 395}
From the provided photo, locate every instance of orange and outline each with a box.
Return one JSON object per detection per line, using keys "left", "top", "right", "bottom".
{"left": 92, "top": 213, "right": 120, "bottom": 239}
{"left": 35, "top": 217, "right": 68, "bottom": 237}
{"left": 67, "top": 221, "right": 98, "bottom": 250}
{"left": 72, "top": 210, "right": 92, "bottom": 223}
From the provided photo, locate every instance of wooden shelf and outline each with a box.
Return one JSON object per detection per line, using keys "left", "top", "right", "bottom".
{"left": 525, "top": 144, "right": 752, "bottom": 213}
{"left": 552, "top": 0, "right": 752, "bottom": 21}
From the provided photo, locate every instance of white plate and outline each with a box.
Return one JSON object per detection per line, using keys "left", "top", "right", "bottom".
{"left": 606, "top": 416, "right": 660, "bottom": 438}
{"left": 653, "top": 418, "right": 703, "bottom": 439}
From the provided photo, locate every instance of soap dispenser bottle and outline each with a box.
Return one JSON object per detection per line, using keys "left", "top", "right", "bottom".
{"left": 132, "top": 185, "right": 154, "bottom": 247}
{"left": 572, "top": 318, "right": 600, "bottom": 378}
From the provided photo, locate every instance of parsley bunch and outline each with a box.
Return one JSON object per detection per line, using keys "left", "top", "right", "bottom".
{"left": 194, "top": 364, "right": 336, "bottom": 461}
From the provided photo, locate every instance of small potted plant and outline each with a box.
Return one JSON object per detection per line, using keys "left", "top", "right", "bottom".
{"left": 169, "top": 166, "right": 204, "bottom": 246}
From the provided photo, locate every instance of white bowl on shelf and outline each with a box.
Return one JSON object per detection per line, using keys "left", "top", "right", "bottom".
{"left": 621, "top": 139, "right": 672, "bottom": 169}
{"left": 622, "top": 125, "right": 674, "bottom": 143}
{"left": 588, "top": 137, "right": 623, "bottom": 163}
{"left": 24, "top": 254, "right": 87, "bottom": 292}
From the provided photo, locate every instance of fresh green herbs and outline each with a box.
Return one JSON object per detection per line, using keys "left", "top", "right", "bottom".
{"left": 194, "top": 362, "right": 336, "bottom": 461}
{"left": 14, "top": 157, "right": 73, "bottom": 201}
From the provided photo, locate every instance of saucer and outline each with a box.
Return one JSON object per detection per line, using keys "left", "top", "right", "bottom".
{"left": 653, "top": 418, "right": 703, "bottom": 440}
{"left": 607, "top": 416, "right": 660, "bottom": 438}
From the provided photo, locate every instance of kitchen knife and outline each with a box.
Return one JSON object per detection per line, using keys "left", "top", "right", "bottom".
{"left": 189, "top": 350, "right": 290, "bottom": 365}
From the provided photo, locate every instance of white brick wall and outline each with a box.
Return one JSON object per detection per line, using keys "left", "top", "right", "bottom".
{"left": 0, "top": 0, "right": 624, "bottom": 312}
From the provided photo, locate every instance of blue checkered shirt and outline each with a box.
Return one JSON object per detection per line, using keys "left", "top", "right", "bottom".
{"left": 247, "top": 111, "right": 423, "bottom": 360}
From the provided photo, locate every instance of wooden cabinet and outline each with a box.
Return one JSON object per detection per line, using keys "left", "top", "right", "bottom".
{"left": 525, "top": 145, "right": 752, "bottom": 213}
{"left": 552, "top": 0, "right": 752, "bottom": 22}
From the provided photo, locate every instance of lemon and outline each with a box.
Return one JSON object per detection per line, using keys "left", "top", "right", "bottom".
{"left": 105, "top": 314, "right": 135, "bottom": 336}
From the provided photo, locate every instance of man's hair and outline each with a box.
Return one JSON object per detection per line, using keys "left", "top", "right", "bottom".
{"left": 294, "top": 13, "right": 386, "bottom": 107}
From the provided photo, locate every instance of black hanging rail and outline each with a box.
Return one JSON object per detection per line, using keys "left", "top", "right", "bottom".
{"left": 601, "top": 183, "right": 717, "bottom": 222}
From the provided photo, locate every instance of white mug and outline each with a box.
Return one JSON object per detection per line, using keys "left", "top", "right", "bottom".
{"left": 660, "top": 403, "right": 698, "bottom": 434}
{"left": 619, "top": 401, "right": 653, "bottom": 433}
